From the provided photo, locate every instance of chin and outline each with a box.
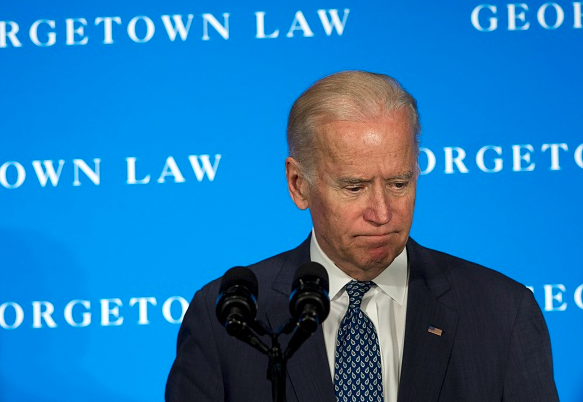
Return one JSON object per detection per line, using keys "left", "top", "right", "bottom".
{"left": 360, "top": 251, "right": 394, "bottom": 270}
{"left": 368, "top": 248, "right": 398, "bottom": 267}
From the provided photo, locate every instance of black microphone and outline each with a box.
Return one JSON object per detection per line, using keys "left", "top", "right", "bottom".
{"left": 216, "top": 267, "right": 258, "bottom": 336}
{"left": 215, "top": 267, "right": 268, "bottom": 354}
{"left": 285, "top": 261, "right": 330, "bottom": 359}
{"left": 216, "top": 267, "right": 258, "bottom": 331}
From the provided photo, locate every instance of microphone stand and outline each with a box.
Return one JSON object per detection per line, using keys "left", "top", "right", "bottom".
{"left": 267, "top": 333, "right": 286, "bottom": 402}
{"left": 227, "top": 316, "right": 315, "bottom": 402}
{"left": 218, "top": 264, "right": 329, "bottom": 402}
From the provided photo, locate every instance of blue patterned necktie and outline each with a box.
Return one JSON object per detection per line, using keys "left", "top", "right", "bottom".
{"left": 334, "top": 280, "right": 384, "bottom": 402}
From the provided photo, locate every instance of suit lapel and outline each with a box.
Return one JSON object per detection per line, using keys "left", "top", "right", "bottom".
{"left": 286, "top": 327, "right": 335, "bottom": 401}
{"left": 267, "top": 236, "right": 336, "bottom": 402}
{"left": 397, "top": 239, "right": 459, "bottom": 402}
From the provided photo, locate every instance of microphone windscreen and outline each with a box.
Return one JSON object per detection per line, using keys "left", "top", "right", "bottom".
{"left": 220, "top": 267, "right": 258, "bottom": 297}
{"left": 292, "top": 261, "right": 329, "bottom": 293}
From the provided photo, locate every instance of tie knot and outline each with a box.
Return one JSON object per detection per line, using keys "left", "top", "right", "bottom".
{"left": 345, "top": 280, "right": 373, "bottom": 308}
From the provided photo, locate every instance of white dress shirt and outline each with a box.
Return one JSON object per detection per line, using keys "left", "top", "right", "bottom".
{"left": 309, "top": 230, "right": 409, "bottom": 402}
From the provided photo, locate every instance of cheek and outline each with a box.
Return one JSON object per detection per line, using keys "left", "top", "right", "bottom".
{"left": 395, "top": 190, "right": 416, "bottom": 212}
{"left": 394, "top": 203, "right": 414, "bottom": 223}
{"left": 318, "top": 201, "right": 358, "bottom": 237}
{"left": 309, "top": 196, "right": 338, "bottom": 232}
{"left": 396, "top": 200, "right": 416, "bottom": 229}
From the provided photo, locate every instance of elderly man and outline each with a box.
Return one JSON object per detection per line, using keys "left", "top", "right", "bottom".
{"left": 166, "top": 71, "right": 558, "bottom": 402}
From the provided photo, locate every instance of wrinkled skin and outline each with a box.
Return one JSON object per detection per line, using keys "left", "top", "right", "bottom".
{"left": 286, "top": 109, "right": 417, "bottom": 281}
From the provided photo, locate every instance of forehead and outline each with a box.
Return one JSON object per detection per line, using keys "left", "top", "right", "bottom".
{"left": 315, "top": 109, "right": 415, "bottom": 161}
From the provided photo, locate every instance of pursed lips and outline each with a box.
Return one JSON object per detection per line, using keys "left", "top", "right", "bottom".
{"left": 354, "top": 232, "right": 396, "bottom": 238}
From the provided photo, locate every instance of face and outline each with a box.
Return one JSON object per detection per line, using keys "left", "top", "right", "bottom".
{"left": 286, "top": 109, "right": 418, "bottom": 281}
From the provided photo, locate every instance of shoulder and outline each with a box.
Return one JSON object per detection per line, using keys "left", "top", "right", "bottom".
{"left": 407, "top": 238, "right": 528, "bottom": 309}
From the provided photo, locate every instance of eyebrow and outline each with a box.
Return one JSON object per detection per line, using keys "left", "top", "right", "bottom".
{"left": 337, "top": 177, "right": 370, "bottom": 185}
{"left": 337, "top": 171, "right": 415, "bottom": 185}
{"left": 390, "top": 172, "right": 415, "bottom": 180}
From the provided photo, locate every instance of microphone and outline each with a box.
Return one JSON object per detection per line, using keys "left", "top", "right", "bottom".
{"left": 216, "top": 267, "right": 258, "bottom": 331}
{"left": 215, "top": 267, "right": 268, "bottom": 354}
{"left": 285, "top": 261, "right": 330, "bottom": 359}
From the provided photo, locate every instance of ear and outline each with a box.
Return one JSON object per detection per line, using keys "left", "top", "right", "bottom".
{"left": 285, "top": 157, "right": 310, "bottom": 210}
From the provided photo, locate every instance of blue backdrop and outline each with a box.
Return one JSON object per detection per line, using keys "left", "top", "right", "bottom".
{"left": 1, "top": 1, "right": 582, "bottom": 401}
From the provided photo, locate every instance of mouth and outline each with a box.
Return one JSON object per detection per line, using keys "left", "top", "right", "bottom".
{"left": 355, "top": 232, "right": 395, "bottom": 238}
{"left": 354, "top": 233, "right": 396, "bottom": 247}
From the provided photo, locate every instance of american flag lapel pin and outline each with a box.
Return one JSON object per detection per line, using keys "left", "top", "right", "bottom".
{"left": 428, "top": 325, "right": 443, "bottom": 336}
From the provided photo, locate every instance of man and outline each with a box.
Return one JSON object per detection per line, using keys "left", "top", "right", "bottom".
{"left": 166, "top": 71, "right": 559, "bottom": 401}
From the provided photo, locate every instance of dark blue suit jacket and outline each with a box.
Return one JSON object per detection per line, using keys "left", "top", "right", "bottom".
{"left": 166, "top": 237, "right": 559, "bottom": 401}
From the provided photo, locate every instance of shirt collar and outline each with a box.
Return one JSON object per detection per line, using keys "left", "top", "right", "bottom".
{"left": 309, "top": 229, "right": 408, "bottom": 305}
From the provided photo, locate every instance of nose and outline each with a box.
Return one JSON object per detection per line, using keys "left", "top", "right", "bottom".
{"left": 363, "top": 185, "right": 391, "bottom": 225}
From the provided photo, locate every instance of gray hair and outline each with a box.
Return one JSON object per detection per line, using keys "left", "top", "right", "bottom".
{"left": 286, "top": 70, "right": 421, "bottom": 181}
